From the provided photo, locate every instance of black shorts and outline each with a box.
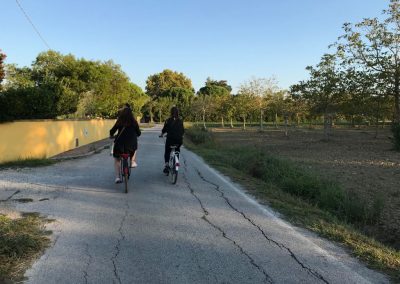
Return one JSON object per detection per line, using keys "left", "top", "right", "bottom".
{"left": 112, "top": 147, "right": 136, "bottom": 159}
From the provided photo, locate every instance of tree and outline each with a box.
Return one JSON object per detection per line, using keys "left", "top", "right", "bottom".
{"left": 0, "top": 50, "right": 6, "bottom": 89}
{"left": 336, "top": 0, "right": 400, "bottom": 123}
{"left": 198, "top": 78, "right": 232, "bottom": 127}
{"left": 266, "top": 90, "right": 287, "bottom": 128}
{"left": 1, "top": 50, "right": 147, "bottom": 121}
{"left": 198, "top": 77, "right": 232, "bottom": 93}
{"left": 127, "top": 83, "right": 149, "bottom": 119}
{"left": 238, "top": 77, "right": 278, "bottom": 130}
{"left": 288, "top": 87, "right": 309, "bottom": 126}
{"left": 291, "top": 54, "right": 344, "bottom": 140}
{"left": 191, "top": 94, "right": 215, "bottom": 128}
{"left": 153, "top": 96, "right": 176, "bottom": 122}
{"left": 233, "top": 92, "right": 255, "bottom": 130}
{"left": 145, "top": 69, "right": 193, "bottom": 99}
{"left": 3, "top": 64, "right": 35, "bottom": 89}
{"left": 162, "top": 87, "right": 194, "bottom": 119}
{"left": 225, "top": 97, "right": 237, "bottom": 128}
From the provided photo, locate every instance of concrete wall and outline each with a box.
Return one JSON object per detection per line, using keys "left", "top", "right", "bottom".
{"left": 0, "top": 119, "right": 116, "bottom": 163}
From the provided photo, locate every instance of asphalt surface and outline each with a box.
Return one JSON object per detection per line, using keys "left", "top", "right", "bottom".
{"left": 0, "top": 126, "right": 389, "bottom": 284}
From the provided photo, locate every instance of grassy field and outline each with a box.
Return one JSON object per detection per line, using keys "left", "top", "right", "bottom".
{"left": 184, "top": 126, "right": 400, "bottom": 281}
{"left": 0, "top": 213, "right": 51, "bottom": 282}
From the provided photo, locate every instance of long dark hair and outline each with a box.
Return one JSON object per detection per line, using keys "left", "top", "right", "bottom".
{"left": 116, "top": 107, "right": 136, "bottom": 127}
{"left": 170, "top": 106, "right": 179, "bottom": 119}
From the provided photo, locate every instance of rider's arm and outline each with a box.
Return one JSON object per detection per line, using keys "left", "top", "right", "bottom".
{"left": 110, "top": 124, "right": 118, "bottom": 137}
{"left": 135, "top": 121, "right": 141, "bottom": 137}
{"left": 161, "top": 118, "right": 169, "bottom": 135}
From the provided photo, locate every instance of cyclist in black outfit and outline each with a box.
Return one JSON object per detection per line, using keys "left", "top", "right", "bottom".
{"left": 110, "top": 106, "right": 141, "bottom": 183}
{"left": 161, "top": 107, "right": 184, "bottom": 174}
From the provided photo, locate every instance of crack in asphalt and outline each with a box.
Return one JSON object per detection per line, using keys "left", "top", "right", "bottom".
{"left": 194, "top": 168, "right": 330, "bottom": 284}
{"left": 111, "top": 201, "right": 129, "bottom": 284}
{"left": 83, "top": 243, "right": 93, "bottom": 284}
{"left": 0, "top": 190, "right": 20, "bottom": 202}
{"left": 182, "top": 160, "right": 273, "bottom": 284}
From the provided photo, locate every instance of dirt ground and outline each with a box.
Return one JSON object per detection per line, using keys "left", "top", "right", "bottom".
{"left": 211, "top": 126, "right": 400, "bottom": 250}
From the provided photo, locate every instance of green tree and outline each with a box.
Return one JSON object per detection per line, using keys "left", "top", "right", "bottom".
{"left": 266, "top": 90, "right": 288, "bottom": 128}
{"left": 0, "top": 50, "right": 6, "bottom": 88}
{"left": 198, "top": 77, "right": 232, "bottom": 94}
{"left": 146, "top": 69, "right": 193, "bottom": 99}
{"left": 336, "top": 0, "right": 400, "bottom": 122}
{"left": 154, "top": 96, "right": 177, "bottom": 122}
{"left": 291, "top": 54, "right": 344, "bottom": 140}
{"left": 233, "top": 92, "right": 255, "bottom": 130}
{"left": 3, "top": 64, "right": 35, "bottom": 89}
{"left": 162, "top": 87, "right": 194, "bottom": 119}
{"left": 238, "top": 77, "right": 278, "bottom": 130}
{"left": 1, "top": 50, "right": 147, "bottom": 121}
{"left": 198, "top": 78, "right": 232, "bottom": 127}
{"left": 191, "top": 94, "right": 215, "bottom": 128}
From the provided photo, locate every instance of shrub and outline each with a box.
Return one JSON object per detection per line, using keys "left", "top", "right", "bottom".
{"left": 219, "top": 146, "right": 383, "bottom": 224}
{"left": 185, "top": 127, "right": 213, "bottom": 145}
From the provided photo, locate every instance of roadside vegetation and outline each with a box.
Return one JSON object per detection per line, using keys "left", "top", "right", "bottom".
{"left": 0, "top": 213, "right": 51, "bottom": 282}
{"left": 185, "top": 126, "right": 400, "bottom": 281}
{"left": 0, "top": 157, "right": 55, "bottom": 170}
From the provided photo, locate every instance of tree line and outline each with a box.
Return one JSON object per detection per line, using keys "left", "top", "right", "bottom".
{"left": 1, "top": 1, "right": 399, "bottom": 147}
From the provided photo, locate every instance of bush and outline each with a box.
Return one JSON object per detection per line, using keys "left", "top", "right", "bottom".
{"left": 219, "top": 146, "right": 383, "bottom": 224}
{"left": 185, "top": 127, "right": 213, "bottom": 145}
{"left": 391, "top": 122, "right": 400, "bottom": 150}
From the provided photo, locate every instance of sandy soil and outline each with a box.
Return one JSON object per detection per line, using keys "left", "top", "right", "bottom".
{"left": 211, "top": 126, "right": 400, "bottom": 250}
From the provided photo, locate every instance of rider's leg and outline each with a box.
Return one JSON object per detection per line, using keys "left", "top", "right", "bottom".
{"left": 164, "top": 140, "right": 172, "bottom": 164}
{"left": 130, "top": 150, "right": 137, "bottom": 168}
{"left": 114, "top": 157, "right": 121, "bottom": 182}
{"left": 163, "top": 140, "right": 172, "bottom": 173}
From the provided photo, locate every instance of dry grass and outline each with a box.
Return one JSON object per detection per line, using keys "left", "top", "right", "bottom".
{"left": 0, "top": 213, "right": 51, "bottom": 282}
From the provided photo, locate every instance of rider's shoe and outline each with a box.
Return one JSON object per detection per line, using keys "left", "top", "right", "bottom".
{"left": 163, "top": 166, "right": 169, "bottom": 174}
{"left": 130, "top": 161, "right": 137, "bottom": 168}
{"left": 115, "top": 177, "right": 122, "bottom": 184}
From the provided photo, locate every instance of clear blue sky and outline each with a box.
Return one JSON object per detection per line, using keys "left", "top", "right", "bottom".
{"left": 1, "top": 0, "right": 388, "bottom": 92}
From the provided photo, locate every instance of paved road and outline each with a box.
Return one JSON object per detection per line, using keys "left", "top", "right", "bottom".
{"left": 0, "top": 126, "right": 389, "bottom": 283}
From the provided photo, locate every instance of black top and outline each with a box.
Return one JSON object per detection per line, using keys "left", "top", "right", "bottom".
{"left": 110, "top": 121, "right": 141, "bottom": 152}
{"left": 162, "top": 117, "right": 184, "bottom": 144}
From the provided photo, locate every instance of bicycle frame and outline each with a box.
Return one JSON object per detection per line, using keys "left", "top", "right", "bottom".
{"left": 168, "top": 145, "right": 179, "bottom": 184}
{"left": 169, "top": 146, "right": 180, "bottom": 171}
{"left": 120, "top": 153, "right": 130, "bottom": 193}
{"left": 160, "top": 135, "right": 180, "bottom": 184}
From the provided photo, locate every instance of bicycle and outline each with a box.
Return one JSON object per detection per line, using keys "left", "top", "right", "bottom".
{"left": 111, "top": 138, "right": 131, "bottom": 193}
{"left": 119, "top": 151, "right": 131, "bottom": 193}
{"left": 159, "top": 135, "right": 180, "bottom": 184}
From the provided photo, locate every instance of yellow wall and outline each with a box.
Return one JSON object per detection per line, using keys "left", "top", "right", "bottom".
{"left": 0, "top": 119, "right": 116, "bottom": 163}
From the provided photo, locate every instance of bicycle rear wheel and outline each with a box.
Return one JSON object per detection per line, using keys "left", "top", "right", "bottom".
{"left": 171, "top": 169, "right": 178, "bottom": 184}
{"left": 121, "top": 158, "right": 129, "bottom": 194}
{"left": 124, "top": 172, "right": 128, "bottom": 193}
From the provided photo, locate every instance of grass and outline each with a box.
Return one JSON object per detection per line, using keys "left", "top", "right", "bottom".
{"left": 0, "top": 214, "right": 51, "bottom": 283}
{"left": 184, "top": 126, "right": 400, "bottom": 281}
{"left": 0, "top": 157, "right": 56, "bottom": 169}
